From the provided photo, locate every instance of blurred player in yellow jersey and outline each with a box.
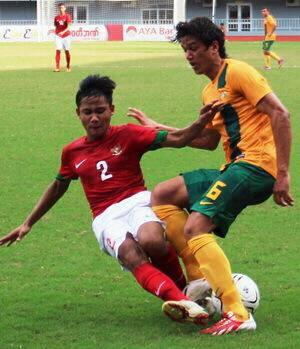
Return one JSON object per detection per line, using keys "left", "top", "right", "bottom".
{"left": 261, "top": 8, "right": 284, "bottom": 70}
{"left": 128, "top": 17, "right": 293, "bottom": 335}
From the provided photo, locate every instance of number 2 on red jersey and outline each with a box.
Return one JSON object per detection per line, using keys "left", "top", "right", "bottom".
{"left": 96, "top": 161, "right": 113, "bottom": 181}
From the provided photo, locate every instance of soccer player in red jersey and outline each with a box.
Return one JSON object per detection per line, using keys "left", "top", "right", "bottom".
{"left": 0, "top": 75, "right": 223, "bottom": 324}
{"left": 54, "top": 3, "right": 72, "bottom": 72}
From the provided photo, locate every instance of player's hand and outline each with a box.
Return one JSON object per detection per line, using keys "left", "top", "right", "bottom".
{"left": 199, "top": 100, "right": 224, "bottom": 125}
{"left": 273, "top": 172, "right": 294, "bottom": 207}
{"left": 0, "top": 224, "right": 31, "bottom": 247}
{"left": 127, "top": 108, "right": 160, "bottom": 129}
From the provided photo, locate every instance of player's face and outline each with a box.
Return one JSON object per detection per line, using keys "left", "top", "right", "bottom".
{"left": 77, "top": 95, "right": 115, "bottom": 141}
{"left": 59, "top": 5, "right": 66, "bottom": 14}
{"left": 180, "top": 35, "right": 220, "bottom": 76}
{"left": 261, "top": 9, "right": 269, "bottom": 17}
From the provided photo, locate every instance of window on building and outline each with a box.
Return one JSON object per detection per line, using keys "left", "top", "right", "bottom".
{"left": 142, "top": 9, "right": 173, "bottom": 24}
{"left": 66, "top": 4, "right": 88, "bottom": 23}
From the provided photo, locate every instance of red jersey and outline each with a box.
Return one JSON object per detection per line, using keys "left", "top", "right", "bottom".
{"left": 54, "top": 13, "right": 72, "bottom": 38}
{"left": 57, "top": 124, "right": 159, "bottom": 218}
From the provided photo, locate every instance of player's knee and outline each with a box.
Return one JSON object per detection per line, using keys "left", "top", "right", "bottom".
{"left": 183, "top": 222, "right": 196, "bottom": 240}
{"left": 118, "top": 236, "right": 148, "bottom": 271}
{"left": 183, "top": 212, "right": 214, "bottom": 240}
{"left": 138, "top": 223, "right": 168, "bottom": 259}
{"left": 151, "top": 182, "right": 171, "bottom": 205}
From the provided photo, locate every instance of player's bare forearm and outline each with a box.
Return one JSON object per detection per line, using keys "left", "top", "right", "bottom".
{"left": 257, "top": 93, "right": 294, "bottom": 206}
{"left": 24, "top": 179, "right": 70, "bottom": 227}
{"left": 270, "top": 25, "right": 276, "bottom": 35}
{"left": 271, "top": 113, "right": 291, "bottom": 173}
{"left": 162, "top": 101, "right": 223, "bottom": 148}
{"left": 188, "top": 128, "right": 221, "bottom": 150}
{"left": 257, "top": 93, "right": 291, "bottom": 173}
{"left": 127, "top": 107, "right": 178, "bottom": 131}
{"left": 0, "top": 179, "right": 70, "bottom": 246}
{"left": 128, "top": 107, "right": 221, "bottom": 149}
{"left": 270, "top": 114, "right": 293, "bottom": 206}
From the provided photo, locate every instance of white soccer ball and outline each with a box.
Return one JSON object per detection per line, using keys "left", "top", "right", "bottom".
{"left": 211, "top": 273, "right": 260, "bottom": 315}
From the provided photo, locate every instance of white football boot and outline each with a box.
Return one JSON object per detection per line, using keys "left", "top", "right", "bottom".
{"left": 162, "top": 300, "right": 209, "bottom": 325}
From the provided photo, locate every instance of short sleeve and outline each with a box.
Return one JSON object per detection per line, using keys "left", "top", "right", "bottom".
{"left": 125, "top": 124, "right": 158, "bottom": 154}
{"left": 229, "top": 62, "right": 273, "bottom": 106}
{"left": 148, "top": 130, "right": 168, "bottom": 150}
{"left": 56, "top": 147, "right": 78, "bottom": 181}
{"left": 67, "top": 14, "right": 72, "bottom": 23}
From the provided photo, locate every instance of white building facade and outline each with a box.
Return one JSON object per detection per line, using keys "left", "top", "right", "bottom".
{"left": 0, "top": 0, "right": 299, "bottom": 41}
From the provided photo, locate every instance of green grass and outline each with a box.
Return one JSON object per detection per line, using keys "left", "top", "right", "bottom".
{"left": 0, "top": 41, "right": 299, "bottom": 349}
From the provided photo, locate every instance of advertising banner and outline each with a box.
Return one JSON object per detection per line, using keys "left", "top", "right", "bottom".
{"left": 0, "top": 25, "right": 39, "bottom": 41}
{"left": 46, "top": 25, "right": 108, "bottom": 41}
{"left": 0, "top": 24, "right": 176, "bottom": 42}
{"left": 123, "top": 25, "right": 175, "bottom": 41}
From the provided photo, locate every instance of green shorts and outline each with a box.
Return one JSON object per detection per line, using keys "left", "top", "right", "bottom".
{"left": 182, "top": 162, "right": 275, "bottom": 238}
{"left": 263, "top": 40, "right": 274, "bottom": 51}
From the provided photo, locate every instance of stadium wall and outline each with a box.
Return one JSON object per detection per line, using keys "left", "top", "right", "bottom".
{"left": 186, "top": 0, "right": 300, "bottom": 20}
{"left": 1, "top": 23, "right": 299, "bottom": 42}
{"left": 0, "top": 0, "right": 299, "bottom": 41}
{"left": 0, "top": 1, "right": 35, "bottom": 20}
{"left": 2, "top": 1, "right": 300, "bottom": 22}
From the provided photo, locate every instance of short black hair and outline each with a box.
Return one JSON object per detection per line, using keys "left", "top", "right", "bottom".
{"left": 58, "top": 3, "right": 65, "bottom": 6}
{"left": 175, "top": 17, "right": 227, "bottom": 59}
{"left": 76, "top": 75, "right": 116, "bottom": 107}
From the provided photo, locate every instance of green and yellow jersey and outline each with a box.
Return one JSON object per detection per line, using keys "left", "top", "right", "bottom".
{"left": 264, "top": 15, "right": 277, "bottom": 41}
{"left": 202, "top": 58, "right": 276, "bottom": 178}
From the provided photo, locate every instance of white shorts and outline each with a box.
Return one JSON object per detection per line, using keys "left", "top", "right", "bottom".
{"left": 92, "top": 191, "right": 162, "bottom": 260}
{"left": 55, "top": 35, "right": 71, "bottom": 51}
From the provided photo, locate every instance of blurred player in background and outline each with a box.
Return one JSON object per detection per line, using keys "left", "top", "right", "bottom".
{"left": 261, "top": 8, "right": 284, "bottom": 70}
{"left": 0, "top": 75, "right": 223, "bottom": 325}
{"left": 219, "top": 23, "right": 227, "bottom": 37}
{"left": 128, "top": 16, "right": 293, "bottom": 335}
{"left": 54, "top": 3, "right": 72, "bottom": 72}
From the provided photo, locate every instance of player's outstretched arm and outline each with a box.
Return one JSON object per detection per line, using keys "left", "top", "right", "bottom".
{"left": 257, "top": 92, "right": 294, "bottom": 207}
{"left": 128, "top": 106, "right": 221, "bottom": 150}
{"left": 127, "top": 107, "right": 177, "bottom": 131}
{"left": 0, "top": 179, "right": 71, "bottom": 246}
{"left": 161, "top": 101, "right": 223, "bottom": 148}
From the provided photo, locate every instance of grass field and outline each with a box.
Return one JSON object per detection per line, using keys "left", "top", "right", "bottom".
{"left": 0, "top": 41, "right": 299, "bottom": 349}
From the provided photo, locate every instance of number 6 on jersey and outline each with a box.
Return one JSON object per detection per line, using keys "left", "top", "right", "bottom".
{"left": 96, "top": 161, "right": 113, "bottom": 181}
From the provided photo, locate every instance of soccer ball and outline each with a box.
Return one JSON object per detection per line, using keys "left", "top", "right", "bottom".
{"left": 211, "top": 273, "right": 260, "bottom": 315}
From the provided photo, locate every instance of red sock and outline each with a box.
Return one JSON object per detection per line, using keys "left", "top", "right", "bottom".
{"left": 65, "top": 50, "right": 71, "bottom": 68}
{"left": 55, "top": 50, "right": 61, "bottom": 69}
{"left": 151, "top": 245, "right": 186, "bottom": 290}
{"left": 132, "top": 262, "right": 189, "bottom": 302}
